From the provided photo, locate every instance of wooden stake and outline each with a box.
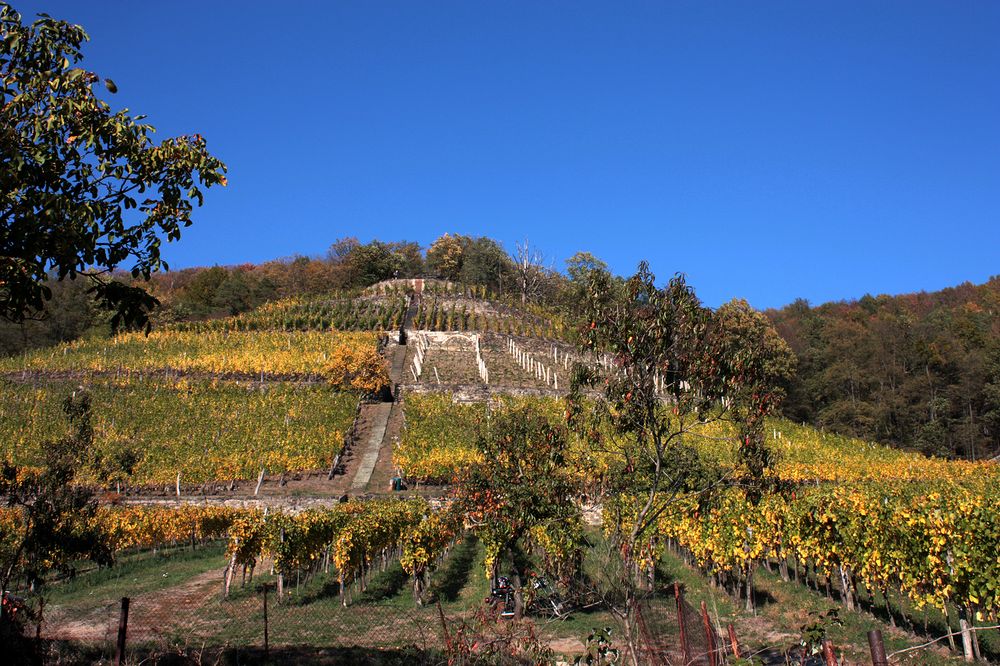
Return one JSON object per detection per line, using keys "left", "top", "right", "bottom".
{"left": 675, "top": 583, "right": 691, "bottom": 664}
{"left": 262, "top": 584, "right": 270, "bottom": 659}
{"left": 960, "top": 617, "right": 974, "bottom": 661}
{"left": 701, "top": 600, "right": 717, "bottom": 666}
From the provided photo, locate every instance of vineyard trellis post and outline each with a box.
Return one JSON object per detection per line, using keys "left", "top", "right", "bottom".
{"left": 727, "top": 624, "right": 741, "bottom": 659}
{"left": 261, "top": 583, "right": 270, "bottom": 659}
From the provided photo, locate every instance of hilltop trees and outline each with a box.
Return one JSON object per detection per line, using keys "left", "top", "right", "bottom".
{"left": 0, "top": 3, "right": 227, "bottom": 330}
{"left": 426, "top": 234, "right": 465, "bottom": 281}
{"left": 426, "top": 233, "right": 515, "bottom": 294}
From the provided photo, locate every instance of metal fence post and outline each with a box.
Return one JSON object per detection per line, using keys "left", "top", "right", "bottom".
{"left": 674, "top": 582, "right": 691, "bottom": 664}
{"left": 114, "top": 597, "right": 129, "bottom": 666}
{"left": 868, "top": 629, "right": 888, "bottom": 666}
{"left": 822, "top": 638, "right": 838, "bottom": 666}
{"left": 700, "top": 600, "right": 717, "bottom": 666}
{"left": 263, "top": 584, "right": 270, "bottom": 659}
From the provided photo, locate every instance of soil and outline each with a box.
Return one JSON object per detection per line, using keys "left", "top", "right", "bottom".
{"left": 44, "top": 565, "right": 226, "bottom": 643}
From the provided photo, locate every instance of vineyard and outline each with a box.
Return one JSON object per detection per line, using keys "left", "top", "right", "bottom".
{"left": 0, "top": 330, "right": 387, "bottom": 388}
{"left": 390, "top": 391, "right": 1000, "bottom": 632}
{"left": 0, "top": 377, "right": 357, "bottom": 483}
{"left": 412, "top": 296, "right": 569, "bottom": 340}
{"left": 2, "top": 283, "right": 999, "bottom": 663}
{"left": 170, "top": 294, "right": 408, "bottom": 333}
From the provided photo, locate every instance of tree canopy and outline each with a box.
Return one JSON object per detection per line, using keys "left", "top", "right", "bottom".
{"left": 0, "top": 3, "right": 227, "bottom": 330}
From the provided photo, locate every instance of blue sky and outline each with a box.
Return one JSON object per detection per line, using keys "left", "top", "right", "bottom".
{"left": 16, "top": 1, "right": 1000, "bottom": 309}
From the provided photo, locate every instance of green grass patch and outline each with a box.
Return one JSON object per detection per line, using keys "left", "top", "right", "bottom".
{"left": 46, "top": 541, "right": 227, "bottom": 608}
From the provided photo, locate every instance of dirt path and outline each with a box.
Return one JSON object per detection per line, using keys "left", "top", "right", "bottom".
{"left": 45, "top": 564, "right": 227, "bottom": 643}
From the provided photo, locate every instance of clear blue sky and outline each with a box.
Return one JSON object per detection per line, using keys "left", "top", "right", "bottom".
{"left": 16, "top": 1, "right": 1000, "bottom": 309}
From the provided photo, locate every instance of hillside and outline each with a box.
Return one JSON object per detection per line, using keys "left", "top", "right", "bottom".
{"left": 3, "top": 278, "right": 999, "bottom": 663}
{"left": 7, "top": 233, "right": 998, "bottom": 465}
{"left": 769, "top": 276, "right": 1000, "bottom": 460}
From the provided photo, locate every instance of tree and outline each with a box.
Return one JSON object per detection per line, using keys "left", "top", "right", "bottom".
{"left": 344, "top": 240, "right": 402, "bottom": 287}
{"left": 565, "top": 251, "right": 608, "bottom": 286}
{"left": 1, "top": 391, "right": 112, "bottom": 659}
{"left": 568, "top": 263, "right": 794, "bottom": 661}
{"left": 1, "top": 3, "right": 227, "bottom": 330}
{"left": 0, "top": 275, "right": 101, "bottom": 356}
{"left": 456, "top": 405, "right": 581, "bottom": 618}
{"left": 460, "top": 236, "right": 513, "bottom": 294}
{"left": 212, "top": 269, "right": 261, "bottom": 316}
{"left": 713, "top": 298, "right": 796, "bottom": 496}
{"left": 426, "top": 233, "right": 464, "bottom": 281}
{"left": 512, "top": 239, "right": 548, "bottom": 304}
{"left": 180, "top": 265, "right": 228, "bottom": 312}
{"left": 564, "top": 251, "right": 615, "bottom": 311}
{"left": 386, "top": 240, "right": 425, "bottom": 278}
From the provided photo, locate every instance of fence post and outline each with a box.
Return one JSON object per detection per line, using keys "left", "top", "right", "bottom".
{"left": 959, "top": 617, "right": 974, "bottom": 662}
{"left": 727, "top": 624, "right": 741, "bottom": 658}
{"left": 114, "top": 597, "right": 129, "bottom": 666}
{"left": 700, "top": 600, "right": 717, "bottom": 666}
{"left": 822, "top": 638, "right": 838, "bottom": 666}
{"left": 674, "top": 582, "right": 691, "bottom": 665}
{"left": 868, "top": 629, "right": 888, "bottom": 666}
{"left": 262, "top": 584, "right": 270, "bottom": 659}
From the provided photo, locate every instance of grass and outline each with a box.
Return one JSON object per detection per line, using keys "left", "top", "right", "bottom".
{"left": 428, "top": 535, "right": 481, "bottom": 603}
{"left": 45, "top": 541, "right": 227, "bottom": 608}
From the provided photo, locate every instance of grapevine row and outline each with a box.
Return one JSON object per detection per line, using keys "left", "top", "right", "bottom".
{"left": 609, "top": 478, "right": 1000, "bottom": 621}
{"left": 0, "top": 377, "right": 357, "bottom": 483}
{"left": 171, "top": 295, "right": 408, "bottom": 334}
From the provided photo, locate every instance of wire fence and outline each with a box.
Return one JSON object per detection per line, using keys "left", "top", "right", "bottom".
{"left": 38, "top": 583, "right": 454, "bottom": 664}
{"left": 31, "top": 578, "right": 721, "bottom": 665}
{"left": 15, "top": 563, "right": 988, "bottom": 665}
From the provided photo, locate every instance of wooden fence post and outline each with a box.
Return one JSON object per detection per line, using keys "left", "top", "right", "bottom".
{"left": 727, "top": 624, "right": 741, "bottom": 658}
{"left": 959, "top": 616, "right": 975, "bottom": 662}
{"left": 114, "top": 597, "right": 129, "bottom": 666}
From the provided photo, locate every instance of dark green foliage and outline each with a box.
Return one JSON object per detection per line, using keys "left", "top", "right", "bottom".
{"left": 0, "top": 276, "right": 106, "bottom": 356}
{"left": 769, "top": 277, "right": 1000, "bottom": 458}
{"left": 0, "top": 3, "right": 227, "bottom": 330}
